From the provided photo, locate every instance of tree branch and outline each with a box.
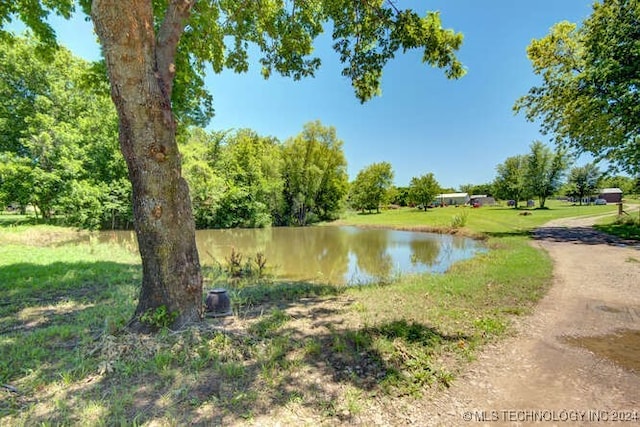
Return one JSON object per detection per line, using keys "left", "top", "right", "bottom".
{"left": 156, "top": 0, "right": 195, "bottom": 98}
{"left": 385, "top": 0, "right": 400, "bottom": 15}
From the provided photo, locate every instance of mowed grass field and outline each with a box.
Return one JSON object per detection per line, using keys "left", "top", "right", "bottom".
{"left": 338, "top": 199, "right": 621, "bottom": 234}
{"left": 0, "top": 200, "right": 631, "bottom": 425}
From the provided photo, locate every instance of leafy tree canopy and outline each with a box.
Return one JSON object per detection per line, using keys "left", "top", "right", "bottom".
{"left": 600, "top": 174, "right": 639, "bottom": 195}
{"left": 493, "top": 155, "right": 530, "bottom": 207}
{"left": 0, "top": 34, "right": 130, "bottom": 228}
{"left": 525, "top": 141, "right": 570, "bottom": 208}
{"left": 282, "top": 121, "right": 349, "bottom": 225}
{"left": 565, "top": 163, "right": 601, "bottom": 204}
{"left": 2, "top": 0, "right": 465, "bottom": 125}
{"left": 515, "top": 0, "right": 640, "bottom": 176}
{"left": 350, "top": 161, "right": 394, "bottom": 213}
{"left": 408, "top": 173, "right": 440, "bottom": 211}
{"left": 459, "top": 183, "right": 494, "bottom": 197}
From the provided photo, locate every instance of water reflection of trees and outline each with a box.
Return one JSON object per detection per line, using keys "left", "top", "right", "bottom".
{"left": 409, "top": 238, "right": 441, "bottom": 266}
{"left": 270, "top": 227, "right": 350, "bottom": 283}
{"left": 100, "top": 227, "right": 483, "bottom": 284}
{"left": 196, "top": 227, "right": 350, "bottom": 284}
{"left": 98, "top": 230, "right": 138, "bottom": 253}
{"left": 197, "top": 228, "right": 272, "bottom": 264}
{"left": 412, "top": 235, "right": 480, "bottom": 273}
{"left": 349, "top": 228, "right": 394, "bottom": 280}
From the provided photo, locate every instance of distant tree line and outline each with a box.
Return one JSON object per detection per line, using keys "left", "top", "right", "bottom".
{"left": 0, "top": 36, "right": 351, "bottom": 229}
{"left": 180, "top": 121, "right": 349, "bottom": 228}
{"left": 493, "top": 141, "right": 638, "bottom": 208}
{"left": 0, "top": 34, "right": 131, "bottom": 229}
{"left": 355, "top": 140, "right": 638, "bottom": 213}
{"left": 2, "top": 36, "right": 637, "bottom": 230}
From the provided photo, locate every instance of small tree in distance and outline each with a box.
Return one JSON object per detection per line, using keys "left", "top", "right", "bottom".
{"left": 525, "top": 141, "right": 569, "bottom": 208}
{"left": 566, "top": 163, "right": 601, "bottom": 205}
{"left": 493, "top": 155, "right": 529, "bottom": 208}
{"left": 408, "top": 173, "right": 440, "bottom": 211}
{"left": 350, "top": 162, "right": 394, "bottom": 214}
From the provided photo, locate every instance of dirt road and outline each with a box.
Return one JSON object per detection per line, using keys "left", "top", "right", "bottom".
{"left": 428, "top": 214, "right": 640, "bottom": 426}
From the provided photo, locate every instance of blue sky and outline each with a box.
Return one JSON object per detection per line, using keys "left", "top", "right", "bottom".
{"left": 11, "top": 1, "right": 595, "bottom": 188}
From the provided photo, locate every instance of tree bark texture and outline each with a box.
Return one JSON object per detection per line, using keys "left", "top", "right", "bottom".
{"left": 92, "top": 0, "right": 202, "bottom": 330}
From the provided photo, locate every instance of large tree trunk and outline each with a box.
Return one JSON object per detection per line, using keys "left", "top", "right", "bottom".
{"left": 92, "top": 0, "right": 202, "bottom": 331}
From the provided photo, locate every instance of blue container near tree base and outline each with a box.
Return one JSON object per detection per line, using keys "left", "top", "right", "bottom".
{"left": 205, "top": 288, "right": 233, "bottom": 317}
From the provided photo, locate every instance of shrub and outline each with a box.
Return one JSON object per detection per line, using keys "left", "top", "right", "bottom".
{"left": 450, "top": 210, "right": 469, "bottom": 228}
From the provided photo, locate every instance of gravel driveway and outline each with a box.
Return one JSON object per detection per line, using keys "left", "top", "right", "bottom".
{"left": 428, "top": 213, "right": 640, "bottom": 426}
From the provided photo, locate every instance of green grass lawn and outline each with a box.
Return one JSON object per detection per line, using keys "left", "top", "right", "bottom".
{"left": 591, "top": 199, "right": 640, "bottom": 240}
{"left": 338, "top": 200, "right": 620, "bottom": 234}
{"left": 0, "top": 201, "right": 633, "bottom": 425}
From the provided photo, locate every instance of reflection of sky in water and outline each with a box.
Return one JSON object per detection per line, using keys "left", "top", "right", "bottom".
{"left": 99, "top": 226, "right": 487, "bottom": 285}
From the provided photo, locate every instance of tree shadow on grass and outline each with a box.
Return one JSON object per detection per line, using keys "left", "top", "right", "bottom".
{"left": 1, "top": 261, "right": 471, "bottom": 425}
{"left": 593, "top": 222, "right": 640, "bottom": 242}
{"left": 0, "top": 214, "right": 40, "bottom": 227}
{"left": 227, "top": 280, "right": 345, "bottom": 318}
{"left": 305, "top": 319, "right": 468, "bottom": 389}
{"left": 172, "top": 302, "right": 471, "bottom": 425}
{"left": 533, "top": 226, "right": 640, "bottom": 248}
{"left": 0, "top": 260, "right": 140, "bottom": 323}
{"left": 0, "top": 261, "right": 140, "bottom": 390}
{"left": 354, "top": 211, "right": 382, "bottom": 215}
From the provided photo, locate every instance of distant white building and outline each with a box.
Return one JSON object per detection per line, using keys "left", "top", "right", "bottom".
{"left": 435, "top": 192, "right": 470, "bottom": 206}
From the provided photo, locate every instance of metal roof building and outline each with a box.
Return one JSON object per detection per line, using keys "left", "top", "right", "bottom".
{"left": 435, "top": 193, "right": 470, "bottom": 206}
{"left": 598, "top": 188, "right": 623, "bottom": 203}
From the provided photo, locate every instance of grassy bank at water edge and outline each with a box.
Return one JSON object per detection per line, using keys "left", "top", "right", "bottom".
{"left": 0, "top": 203, "right": 616, "bottom": 425}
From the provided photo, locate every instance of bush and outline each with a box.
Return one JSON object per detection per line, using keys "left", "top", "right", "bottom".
{"left": 617, "top": 214, "right": 640, "bottom": 227}
{"left": 450, "top": 210, "right": 469, "bottom": 228}
{"left": 224, "top": 248, "right": 271, "bottom": 279}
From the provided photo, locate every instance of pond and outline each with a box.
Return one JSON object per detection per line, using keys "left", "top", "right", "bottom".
{"left": 99, "top": 226, "right": 486, "bottom": 285}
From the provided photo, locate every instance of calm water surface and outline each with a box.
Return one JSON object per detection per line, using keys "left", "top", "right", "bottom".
{"left": 100, "top": 226, "right": 486, "bottom": 284}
